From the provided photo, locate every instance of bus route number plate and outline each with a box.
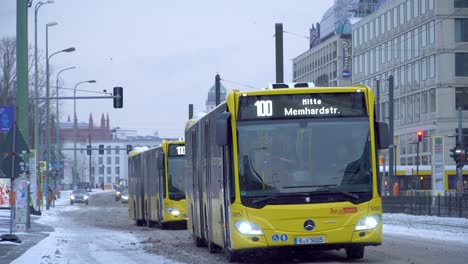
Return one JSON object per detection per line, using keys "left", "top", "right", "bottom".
{"left": 294, "top": 236, "right": 326, "bottom": 245}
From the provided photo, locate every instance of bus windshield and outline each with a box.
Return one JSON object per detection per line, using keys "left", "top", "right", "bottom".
{"left": 237, "top": 118, "right": 372, "bottom": 201}
{"left": 168, "top": 157, "right": 185, "bottom": 199}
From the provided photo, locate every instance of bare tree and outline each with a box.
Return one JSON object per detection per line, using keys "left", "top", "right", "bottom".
{"left": 0, "top": 37, "right": 60, "bottom": 153}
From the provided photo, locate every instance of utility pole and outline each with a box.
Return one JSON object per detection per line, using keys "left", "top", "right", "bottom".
{"left": 375, "top": 79, "right": 380, "bottom": 121}
{"left": 275, "top": 23, "right": 284, "bottom": 83}
{"left": 89, "top": 135, "right": 92, "bottom": 189}
{"left": 188, "top": 104, "right": 193, "bottom": 119}
{"left": 16, "top": 0, "right": 29, "bottom": 143}
{"left": 215, "top": 74, "right": 220, "bottom": 106}
{"left": 388, "top": 75, "right": 394, "bottom": 195}
{"left": 457, "top": 107, "right": 463, "bottom": 194}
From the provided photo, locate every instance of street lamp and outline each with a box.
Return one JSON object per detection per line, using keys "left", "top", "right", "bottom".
{"left": 45, "top": 21, "right": 75, "bottom": 210}
{"left": 55, "top": 66, "right": 76, "bottom": 194}
{"left": 34, "top": 0, "right": 54, "bottom": 212}
{"left": 73, "top": 80, "right": 96, "bottom": 187}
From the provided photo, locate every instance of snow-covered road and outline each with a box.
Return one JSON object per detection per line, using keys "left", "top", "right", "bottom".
{"left": 3, "top": 190, "right": 468, "bottom": 264}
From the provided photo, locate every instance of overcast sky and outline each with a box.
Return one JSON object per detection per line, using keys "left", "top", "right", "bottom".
{"left": 0, "top": 0, "right": 334, "bottom": 137}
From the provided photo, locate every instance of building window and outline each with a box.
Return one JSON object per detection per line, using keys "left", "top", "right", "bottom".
{"left": 387, "top": 11, "right": 391, "bottom": 32}
{"left": 99, "top": 166, "right": 104, "bottom": 174}
{"left": 414, "top": 60, "right": 420, "bottom": 89}
{"left": 399, "top": 4, "right": 405, "bottom": 25}
{"left": 395, "top": 98, "right": 400, "bottom": 120}
{"left": 376, "top": 17, "right": 380, "bottom": 37}
{"left": 413, "top": 0, "right": 419, "bottom": 18}
{"left": 407, "top": 32, "right": 412, "bottom": 60}
{"left": 401, "top": 134, "right": 407, "bottom": 155}
{"left": 429, "top": 88, "right": 436, "bottom": 112}
{"left": 455, "top": 19, "right": 468, "bottom": 42}
{"left": 421, "top": 0, "right": 427, "bottom": 14}
{"left": 115, "top": 147, "right": 120, "bottom": 154}
{"left": 400, "top": 97, "right": 406, "bottom": 124}
{"left": 98, "top": 157, "right": 103, "bottom": 164}
{"left": 421, "top": 91, "right": 428, "bottom": 114}
{"left": 407, "top": 95, "right": 413, "bottom": 123}
{"left": 455, "top": 53, "right": 468, "bottom": 76}
{"left": 107, "top": 177, "right": 111, "bottom": 184}
{"left": 394, "top": 37, "right": 399, "bottom": 59}
{"left": 107, "top": 167, "right": 111, "bottom": 174}
{"left": 400, "top": 35, "right": 405, "bottom": 63}
{"left": 394, "top": 7, "right": 398, "bottom": 28}
{"left": 421, "top": 24, "right": 427, "bottom": 47}
{"left": 429, "top": 55, "right": 435, "bottom": 79}
{"left": 116, "top": 166, "right": 120, "bottom": 175}
{"left": 429, "top": 21, "right": 435, "bottom": 44}
{"left": 115, "top": 157, "right": 120, "bottom": 165}
{"left": 414, "top": 29, "right": 419, "bottom": 58}
{"left": 399, "top": 66, "right": 405, "bottom": 92}
{"left": 98, "top": 177, "right": 104, "bottom": 184}
{"left": 414, "top": 93, "right": 420, "bottom": 122}
{"left": 455, "top": 128, "right": 468, "bottom": 148}
{"left": 407, "top": 63, "right": 413, "bottom": 91}
{"left": 107, "top": 157, "right": 111, "bottom": 164}
{"left": 106, "top": 146, "right": 111, "bottom": 154}
{"left": 381, "top": 14, "right": 385, "bottom": 35}
{"left": 382, "top": 43, "right": 386, "bottom": 63}
{"left": 456, "top": 87, "right": 468, "bottom": 110}
{"left": 429, "top": 0, "right": 434, "bottom": 10}
{"left": 406, "top": 0, "right": 412, "bottom": 22}
{"left": 421, "top": 57, "right": 427, "bottom": 80}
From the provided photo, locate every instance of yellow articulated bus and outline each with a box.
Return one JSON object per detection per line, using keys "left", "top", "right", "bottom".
{"left": 128, "top": 141, "right": 187, "bottom": 228}
{"left": 184, "top": 84, "right": 390, "bottom": 261}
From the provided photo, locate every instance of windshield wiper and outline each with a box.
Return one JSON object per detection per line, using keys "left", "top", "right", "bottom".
{"left": 250, "top": 192, "right": 308, "bottom": 204}
{"left": 283, "top": 184, "right": 359, "bottom": 200}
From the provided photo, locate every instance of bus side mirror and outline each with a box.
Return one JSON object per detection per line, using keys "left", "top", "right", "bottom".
{"left": 216, "top": 112, "right": 231, "bottom": 146}
{"left": 157, "top": 154, "right": 164, "bottom": 168}
{"left": 376, "top": 121, "right": 390, "bottom": 149}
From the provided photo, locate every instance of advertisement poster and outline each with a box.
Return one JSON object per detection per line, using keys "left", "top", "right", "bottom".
{"left": 29, "top": 150, "right": 37, "bottom": 210}
{"left": 0, "top": 178, "right": 12, "bottom": 208}
{"left": 432, "top": 136, "right": 445, "bottom": 196}
{"left": 15, "top": 177, "right": 28, "bottom": 231}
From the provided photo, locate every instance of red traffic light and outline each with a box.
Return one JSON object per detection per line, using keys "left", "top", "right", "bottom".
{"left": 417, "top": 130, "right": 423, "bottom": 142}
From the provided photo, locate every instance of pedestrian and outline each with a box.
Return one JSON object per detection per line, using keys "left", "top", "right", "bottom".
{"left": 393, "top": 182, "right": 400, "bottom": 196}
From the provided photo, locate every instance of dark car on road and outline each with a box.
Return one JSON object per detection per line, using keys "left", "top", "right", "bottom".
{"left": 70, "top": 189, "right": 89, "bottom": 205}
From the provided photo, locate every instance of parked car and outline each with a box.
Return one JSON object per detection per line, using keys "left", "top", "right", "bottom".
{"left": 70, "top": 189, "right": 88, "bottom": 205}
{"left": 121, "top": 189, "right": 129, "bottom": 204}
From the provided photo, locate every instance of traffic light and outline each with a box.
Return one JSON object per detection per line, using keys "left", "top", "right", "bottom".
{"left": 87, "top": 145, "right": 92, "bottom": 155}
{"left": 417, "top": 130, "right": 423, "bottom": 142}
{"left": 126, "top": 144, "right": 133, "bottom": 154}
{"left": 450, "top": 146, "right": 462, "bottom": 163}
{"left": 113, "top": 87, "right": 123, "bottom": 108}
{"left": 99, "top": 144, "right": 104, "bottom": 155}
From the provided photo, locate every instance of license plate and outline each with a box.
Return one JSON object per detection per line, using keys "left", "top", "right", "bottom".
{"left": 294, "top": 236, "right": 326, "bottom": 245}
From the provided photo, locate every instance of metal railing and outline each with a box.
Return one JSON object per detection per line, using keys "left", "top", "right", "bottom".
{"left": 382, "top": 193, "right": 468, "bottom": 218}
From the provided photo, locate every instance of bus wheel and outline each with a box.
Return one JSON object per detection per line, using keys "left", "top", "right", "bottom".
{"left": 194, "top": 236, "right": 204, "bottom": 247}
{"left": 226, "top": 248, "right": 240, "bottom": 263}
{"left": 208, "top": 242, "right": 217, "bottom": 253}
{"left": 136, "top": 220, "right": 144, "bottom": 226}
{"left": 345, "top": 246, "right": 364, "bottom": 260}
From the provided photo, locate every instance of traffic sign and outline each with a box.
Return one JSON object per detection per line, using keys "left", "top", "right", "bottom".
{"left": 0, "top": 106, "right": 14, "bottom": 132}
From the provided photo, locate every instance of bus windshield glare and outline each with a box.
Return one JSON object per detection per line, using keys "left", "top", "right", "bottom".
{"left": 237, "top": 118, "right": 372, "bottom": 202}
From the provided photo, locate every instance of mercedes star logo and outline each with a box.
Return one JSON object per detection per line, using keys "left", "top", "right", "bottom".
{"left": 303, "top": 219, "right": 315, "bottom": 231}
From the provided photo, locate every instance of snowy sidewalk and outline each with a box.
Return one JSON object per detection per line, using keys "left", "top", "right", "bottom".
{"left": 9, "top": 189, "right": 181, "bottom": 264}
{"left": 383, "top": 213, "right": 468, "bottom": 244}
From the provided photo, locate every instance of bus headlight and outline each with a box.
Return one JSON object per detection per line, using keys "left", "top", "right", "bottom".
{"left": 165, "top": 207, "right": 180, "bottom": 216}
{"left": 355, "top": 215, "right": 380, "bottom": 231}
{"left": 234, "top": 221, "right": 263, "bottom": 235}
{"left": 70, "top": 195, "right": 75, "bottom": 200}
{"left": 84, "top": 195, "right": 88, "bottom": 200}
